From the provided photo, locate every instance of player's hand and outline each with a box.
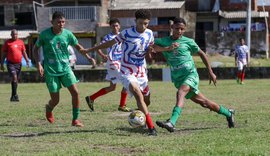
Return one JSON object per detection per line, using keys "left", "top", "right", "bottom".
{"left": 37, "top": 63, "right": 44, "bottom": 77}
{"left": 209, "top": 72, "right": 217, "bottom": 86}
{"left": 88, "top": 57, "right": 96, "bottom": 66}
{"left": 101, "top": 55, "right": 108, "bottom": 61}
{"left": 26, "top": 61, "right": 30, "bottom": 68}
{"left": 80, "top": 48, "right": 88, "bottom": 54}
{"left": 169, "top": 42, "right": 179, "bottom": 51}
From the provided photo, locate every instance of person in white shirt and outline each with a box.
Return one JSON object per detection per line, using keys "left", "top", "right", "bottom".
{"left": 235, "top": 38, "right": 249, "bottom": 84}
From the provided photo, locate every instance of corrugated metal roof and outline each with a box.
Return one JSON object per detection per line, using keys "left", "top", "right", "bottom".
{"left": 109, "top": 0, "right": 185, "bottom": 10}
{"left": 219, "top": 11, "right": 269, "bottom": 19}
{"left": 0, "top": 30, "right": 38, "bottom": 40}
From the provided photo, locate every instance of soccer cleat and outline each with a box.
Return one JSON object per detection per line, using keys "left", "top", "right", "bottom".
{"left": 85, "top": 96, "right": 94, "bottom": 111}
{"left": 148, "top": 128, "right": 157, "bottom": 136}
{"left": 240, "top": 81, "right": 245, "bottom": 85}
{"left": 10, "top": 95, "right": 19, "bottom": 102}
{"left": 118, "top": 106, "right": 131, "bottom": 112}
{"left": 236, "top": 79, "right": 240, "bottom": 84}
{"left": 45, "top": 104, "right": 54, "bottom": 123}
{"left": 227, "top": 109, "right": 235, "bottom": 128}
{"left": 156, "top": 120, "right": 176, "bottom": 132}
{"left": 72, "top": 120, "right": 84, "bottom": 127}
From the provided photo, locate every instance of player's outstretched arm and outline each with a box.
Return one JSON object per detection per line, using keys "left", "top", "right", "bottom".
{"left": 81, "top": 40, "right": 117, "bottom": 54}
{"left": 152, "top": 42, "right": 179, "bottom": 53}
{"left": 198, "top": 50, "right": 217, "bottom": 86}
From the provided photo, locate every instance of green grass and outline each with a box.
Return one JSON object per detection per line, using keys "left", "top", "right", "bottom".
{"left": 0, "top": 80, "right": 270, "bottom": 155}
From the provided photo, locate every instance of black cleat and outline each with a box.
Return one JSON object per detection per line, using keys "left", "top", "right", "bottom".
{"left": 10, "top": 95, "right": 19, "bottom": 102}
{"left": 227, "top": 109, "right": 235, "bottom": 128}
{"left": 85, "top": 96, "right": 94, "bottom": 111}
{"left": 156, "top": 120, "right": 175, "bottom": 132}
{"left": 148, "top": 128, "right": 157, "bottom": 136}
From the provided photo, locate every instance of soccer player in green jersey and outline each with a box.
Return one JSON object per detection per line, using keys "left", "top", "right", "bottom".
{"left": 152, "top": 17, "right": 235, "bottom": 132}
{"left": 33, "top": 11, "right": 91, "bottom": 127}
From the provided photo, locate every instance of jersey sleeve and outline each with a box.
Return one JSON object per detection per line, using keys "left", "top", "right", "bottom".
{"left": 188, "top": 39, "right": 200, "bottom": 54}
{"left": 114, "top": 30, "right": 126, "bottom": 43}
{"left": 68, "top": 32, "right": 78, "bottom": 46}
{"left": 21, "top": 40, "right": 26, "bottom": 52}
{"left": 154, "top": 38, "right": 164, "bottom": 46}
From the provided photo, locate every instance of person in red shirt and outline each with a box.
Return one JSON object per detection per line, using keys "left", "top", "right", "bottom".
{"left": 1, "top": 29, "right": 29, "bottom": 102}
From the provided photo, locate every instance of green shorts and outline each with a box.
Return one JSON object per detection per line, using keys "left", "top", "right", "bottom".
{"left": 172, "top": 70, "right": 200, "bottom": 99}
{"left": 45, "top": 71, "right": 79, "bottom": 93}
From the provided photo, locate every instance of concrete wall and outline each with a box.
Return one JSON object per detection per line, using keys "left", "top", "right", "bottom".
{"left": 205, "top": 31, "right": 267, "bottom": 57}
{"left": 36, "top": 6, "right": 98, "bottom": 32}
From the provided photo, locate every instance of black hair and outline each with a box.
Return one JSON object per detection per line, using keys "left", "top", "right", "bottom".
{"left": 52, "top": 11, "right": 65, "bottom": 20}
{"left": 173, "top": 17, "right": 186, "bottom": 25}
{"left": 109, "top": 18, "right": 120, "bottom": 25}
{"left": 135, "top": 9, "right": 151, "bottom": 20}
{"left": 239, "top": 38, "right": 245, "bottom": 41}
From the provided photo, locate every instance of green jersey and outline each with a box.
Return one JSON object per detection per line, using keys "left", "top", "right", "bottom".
{"left": 155, "top": 36, "right": 200, "bottom": 98}
{"left": 36, "top": 28, "right": 78, "bottom": 76}
{"left": 155, "top": 36, "right": 199, "bottom": 71}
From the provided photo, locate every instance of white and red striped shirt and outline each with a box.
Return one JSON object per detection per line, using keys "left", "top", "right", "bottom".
{"left": 115, "top": 27, "right": 154, "bottom": 78}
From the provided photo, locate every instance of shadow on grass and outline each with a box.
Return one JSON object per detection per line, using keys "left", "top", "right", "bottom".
{"left": 0, "top": 129, "right": 99, "bottom": 138}
{"left": 115, "top": 126, "right": 147, "bottom": 135}
{"left": 0, "top": 126, "right": 146, "bottom": 138}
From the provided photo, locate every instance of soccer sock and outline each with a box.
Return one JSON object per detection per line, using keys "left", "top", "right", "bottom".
{"left": 90, "top": 88, "right": 108, "bottom": 101}
{"left": 72, "top": 107, "right": 80, "bottom": 120}
{"left": 119, "top": 91, "right": 128, "bottom": 107}
{"left": 237, "top": 72, "right": 241, "bottom": 80}
{"left": 218, "top": 105, "right": 231, "bottom": 118}
{"left": 241, "top": 73, "right": 245, "bottom": 82}
{"left": 169, "top": 106, "right": 182, "bottom": 126}
{"left": 11, "top": 81, "right": 17, "bottom": 96}
{"left": 145, "top": 113, "right": 154, "bottom": 129}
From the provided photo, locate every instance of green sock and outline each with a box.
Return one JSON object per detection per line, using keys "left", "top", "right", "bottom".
{"left": 218, "top": 105, "right": 231, "bottom": 118}
{"left": 72, "top": 107, "right": 80, "bottom": 120}
{"left": 169, "top": 106, "right": 182, "bottom": 126}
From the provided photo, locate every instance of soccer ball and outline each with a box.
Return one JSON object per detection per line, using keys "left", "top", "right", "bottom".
{"left": 128, "top": 110, "right": 146, "bottom": 128}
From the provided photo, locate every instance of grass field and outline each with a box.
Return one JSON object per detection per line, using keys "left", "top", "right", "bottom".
{"left": 0, "top": 80, "right": 270, "bottom": 155}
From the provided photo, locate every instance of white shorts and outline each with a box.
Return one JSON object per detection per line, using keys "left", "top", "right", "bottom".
{"left": 120, "top": 74, "right": 150, "bottom": 97}
{"left": 237, "top": 59, "right": 247, "bottom": 70}
{"left": 105, "top": 61, "right": 121, "bottom": 84}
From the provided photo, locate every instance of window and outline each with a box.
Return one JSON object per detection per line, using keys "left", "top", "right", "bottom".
{"left": 15, "top": 12, "right": 34, "bottom": 25}
{"left": 198, "top": 0, "right": 211, "bottom": 11}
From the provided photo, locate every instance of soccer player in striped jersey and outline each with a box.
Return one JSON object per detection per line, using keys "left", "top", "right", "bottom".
{"left": 82, "top": 9, "right": 164, "bottom": 136}
{"left": 85, "top": 18, "right": 130, "bottom": 112}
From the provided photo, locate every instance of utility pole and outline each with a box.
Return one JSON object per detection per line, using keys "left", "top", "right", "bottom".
{"left": 246, "top": 0, "right": 251, "bottom": 63}
{"left": 262, "top": 0, "right": 269, "bottom": 59}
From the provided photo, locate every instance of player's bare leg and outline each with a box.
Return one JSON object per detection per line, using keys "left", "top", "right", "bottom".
{"left": 68, "top": 84, "right": 83, "bottom": 127}
{"left": 190, "top": 93, "right": 235, "bottom": 128}
{"left": 129, "top": 82, "right": 157, "bottom": 136}
{"left": 156, "top": 85, "right": 190, "bottom": 132}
